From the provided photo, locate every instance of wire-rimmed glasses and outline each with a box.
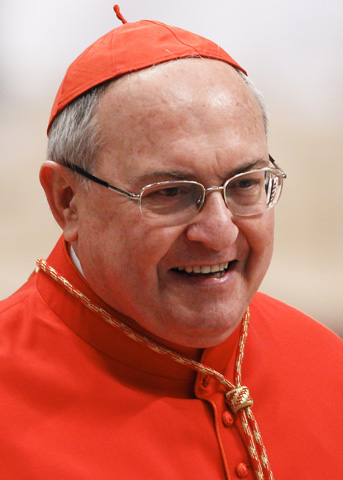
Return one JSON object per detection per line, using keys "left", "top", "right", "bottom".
{"left": 64, "top": 155, "right": 286, "bottom": 227}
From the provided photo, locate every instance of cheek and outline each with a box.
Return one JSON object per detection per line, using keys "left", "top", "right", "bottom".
{"left": 80, "top": 205, "right": 182, "bottom": 284}
{"left": 128, "top": 225, "right": 184, "bottom": 276}
{"left": 241, "top": 212, "right": 274, "bottom": 264}
{"left": 256, "top": 216, "right": 274, "bottom": 254}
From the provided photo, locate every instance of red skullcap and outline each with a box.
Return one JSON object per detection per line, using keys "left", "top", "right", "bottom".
{"left": 48, "top": 5, "right": 247, "bottom": 133}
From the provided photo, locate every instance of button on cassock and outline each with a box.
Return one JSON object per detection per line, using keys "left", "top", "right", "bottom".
{"left": 222, "top": 410, "right": 234, "bottom": 427}
{"left": 235, "top": 463, "right": 249, "bottom": 478}
{"left": 202, "top": 375, "right": 214, "bottom": 388}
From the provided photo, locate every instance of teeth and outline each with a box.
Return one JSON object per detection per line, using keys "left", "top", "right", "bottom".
{"left": 176, "top": 262, "right": 229, "bottom": 274}
{"left": 211, "top": 264, "right": 221, "bottom": 273}
{"left": 201, "top": 266, "right": 211, "bottom": 274}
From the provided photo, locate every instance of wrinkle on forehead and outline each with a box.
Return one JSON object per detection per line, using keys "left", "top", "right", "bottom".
{"left": 95, "top": 58, "right": 266, "bottom": 170}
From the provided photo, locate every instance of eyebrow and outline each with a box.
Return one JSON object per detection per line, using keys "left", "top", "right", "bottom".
{"left": 131, "top": 158, "right": 271, "bottom": 185}
{"left": 226, "top": 158, "right": 270, "bottom": 178}
{"left": 131, "top": 170, "right": 197, "bottom": 185}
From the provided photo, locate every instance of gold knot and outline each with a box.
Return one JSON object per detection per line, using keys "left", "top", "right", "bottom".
{"left": 225, "top": 386, "right": 253, "bottom": 412}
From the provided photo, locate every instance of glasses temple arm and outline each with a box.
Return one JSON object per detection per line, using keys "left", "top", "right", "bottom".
{"left": 64, "top": 163, "right": 139, "bottom": 199}
{"left": 269, "top": 155, "right": 287, "bottom": 178}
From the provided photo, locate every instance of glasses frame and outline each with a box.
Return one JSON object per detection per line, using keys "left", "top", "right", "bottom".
{"left": 64, "top": 155, "right": 286, "bottom": 222}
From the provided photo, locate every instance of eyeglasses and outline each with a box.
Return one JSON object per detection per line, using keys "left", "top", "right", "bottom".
{"left": 64, "top": 155, "right": 286, "bottom": 227}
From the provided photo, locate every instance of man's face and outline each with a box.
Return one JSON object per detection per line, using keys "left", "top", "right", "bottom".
{"left": 73, "top": 59, "right": 274, "bottom": 349}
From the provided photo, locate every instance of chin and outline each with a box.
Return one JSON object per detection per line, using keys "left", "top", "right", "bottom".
{"left": 159, "top": 315, "right": 241, "bottom": 349}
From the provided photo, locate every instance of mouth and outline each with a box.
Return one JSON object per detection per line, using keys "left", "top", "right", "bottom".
{"left": 171, "top": 261, "right": 236, "bottom": 279}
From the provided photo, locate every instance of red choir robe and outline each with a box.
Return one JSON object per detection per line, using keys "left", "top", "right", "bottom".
{"left": 0, "top": 237, "right": 342, "bottom": 479}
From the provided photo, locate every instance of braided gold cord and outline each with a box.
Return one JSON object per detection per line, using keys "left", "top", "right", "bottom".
{"left": 36, "top": 258, "right": 273, "bottom": 479}
{"left": 226, "top": 386, "right": 253, "bottom": 412}
{"left": 229, "top": 307, "right": 273, "bottom": 480}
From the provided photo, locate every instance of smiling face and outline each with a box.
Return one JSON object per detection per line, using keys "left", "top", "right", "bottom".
{"left": 72, "top": 59, "right": 274, "bottom": 349}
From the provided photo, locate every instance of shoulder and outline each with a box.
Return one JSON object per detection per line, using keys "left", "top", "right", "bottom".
{"left": 251, "top": 291, "right": 341, "bottom": 342}
{"left": 250, "top": 291, "right": 342, "bottom": 363}
{"left": 0, "top": 275, "right": 39, "bottom": 316}
{"left": 252, "top": 291, "right": 315, "bottom": 321}
{"left": 0, "top": 274, "right": 54, "bottom": 345}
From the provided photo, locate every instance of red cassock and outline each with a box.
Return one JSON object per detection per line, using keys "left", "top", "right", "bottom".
{"left": 0, "top": 237, "right": 342, "bottom": 479}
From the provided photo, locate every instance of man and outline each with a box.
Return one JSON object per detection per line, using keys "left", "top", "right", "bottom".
{"left": 1, "top": 6, "right": 342, "bottom": 480}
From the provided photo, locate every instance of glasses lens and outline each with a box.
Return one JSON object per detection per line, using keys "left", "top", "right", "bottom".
{"left": 225, "top": 169, "right": 282, "bottom": 216}
{"left": 265, "top": 171, "right": 282, "bottom": 208}
{"left": 140, "top": 181, "right": 204, "bottom": 226}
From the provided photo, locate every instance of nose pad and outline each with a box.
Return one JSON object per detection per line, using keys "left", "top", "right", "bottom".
{"left": 185, "top": 191, "right": 239, "bottom": 250}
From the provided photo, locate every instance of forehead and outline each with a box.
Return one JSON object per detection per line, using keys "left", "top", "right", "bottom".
{"left": 100, "top": 58, "right": 260, "bottom": 119}
{"left": 95, "top": 59, "right": 267, "bottom": 180}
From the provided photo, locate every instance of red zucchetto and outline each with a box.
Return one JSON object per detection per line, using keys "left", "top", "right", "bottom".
{"left": 48, "top": 4, "right": 246, "bottom": 132}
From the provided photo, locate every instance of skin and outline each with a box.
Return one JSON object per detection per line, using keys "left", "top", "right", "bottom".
{"left": 40, "top": 59, "right": 274, "bottom": 355}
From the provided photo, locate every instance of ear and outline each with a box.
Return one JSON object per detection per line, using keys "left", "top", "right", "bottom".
{"left": 39, "top": 161, "right": 82, "bottom": 243}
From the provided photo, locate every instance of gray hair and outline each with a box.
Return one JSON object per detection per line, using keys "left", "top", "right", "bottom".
{"left": 47, "top": 83, "right": 108, "bottom": 173}
{"left": 47, "top": 66, "right": 268, "bottom": 173}
{"left": 238, "top": 70, "right": 268, "bottom": 134}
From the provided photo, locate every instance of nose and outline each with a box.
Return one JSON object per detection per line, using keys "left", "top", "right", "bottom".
{"left": 185, "top": 190, "right": 240, "bottom": 251}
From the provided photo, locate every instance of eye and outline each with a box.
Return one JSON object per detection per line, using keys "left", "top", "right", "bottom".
{"left": 228, "top": 176, "right": 262, "bottom": 193}
{"left": 235, "top": 179, "right": 259, "bottom": 189}
{"left": 143, "top": 183, "right": 194, "bottom": 202}
{"left": 156, "top": 186, "right": 188, "bottom": 197}
{"left": 225, "top": 172, "right": 266, "bottom": 207}
{"left": 141, "top": 182, "right": 203, "bottom": 216}
{"left": 142, "top": 183, "right": 194, "bottom": 210}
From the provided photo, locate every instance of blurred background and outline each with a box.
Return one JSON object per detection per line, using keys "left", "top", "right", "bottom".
{"left": 1, "top": 0, "right": 342, "bottom": 335}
